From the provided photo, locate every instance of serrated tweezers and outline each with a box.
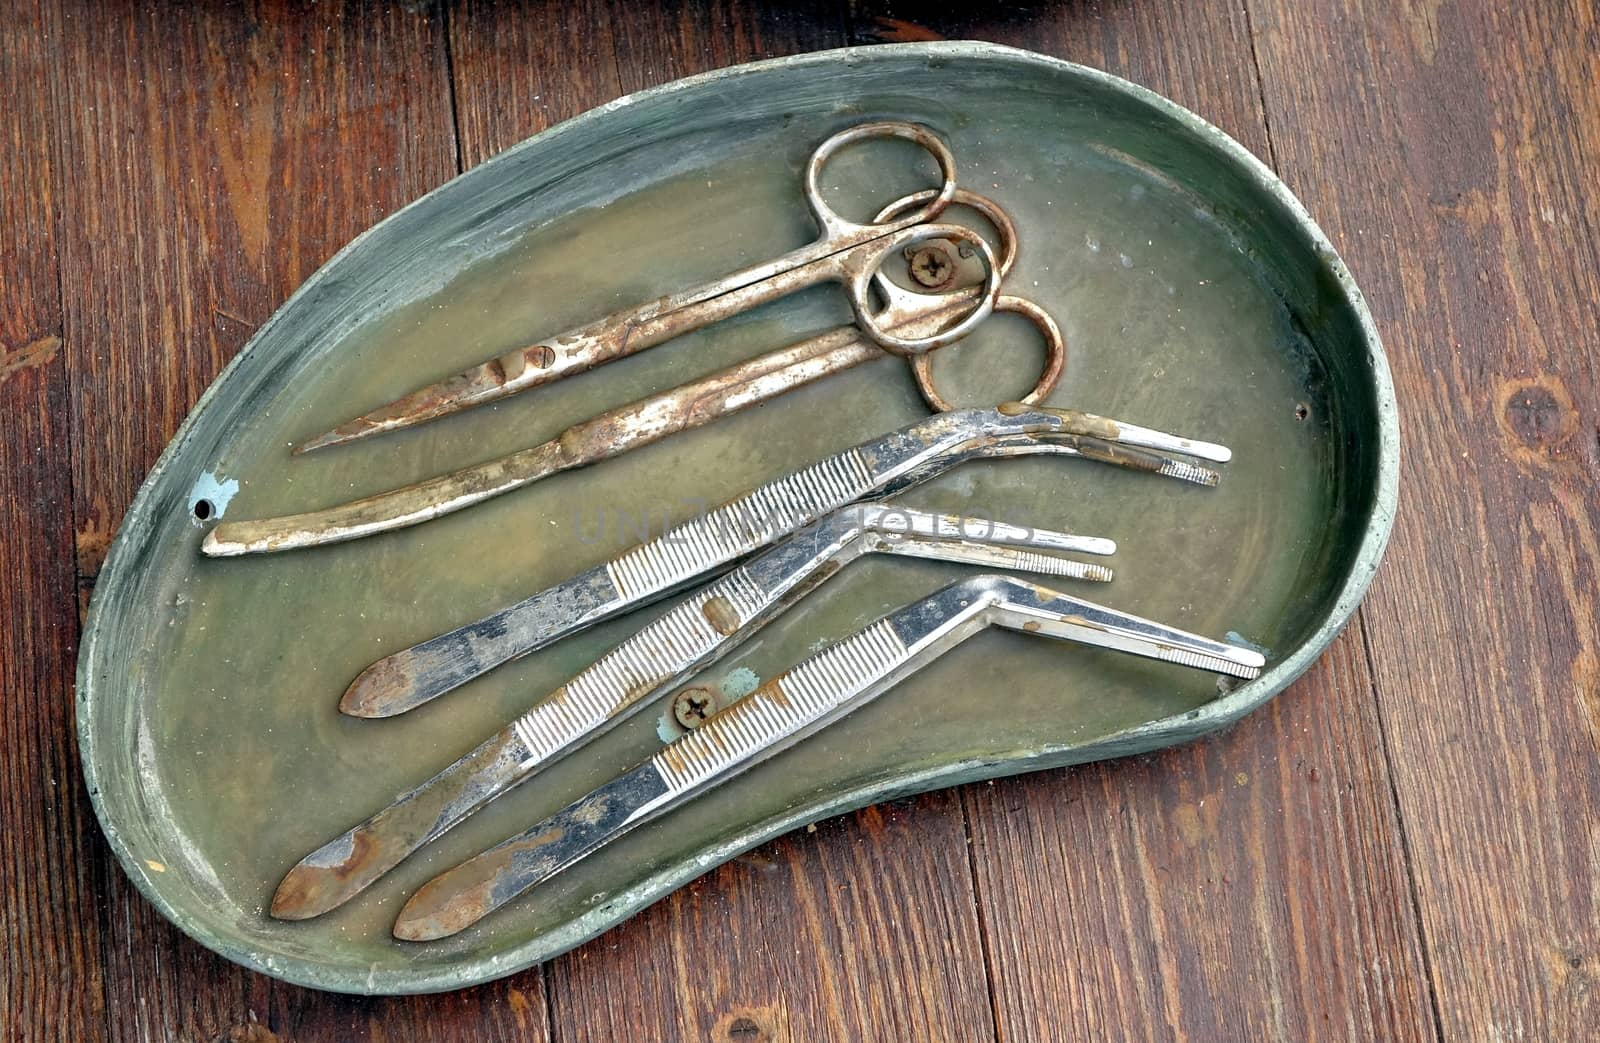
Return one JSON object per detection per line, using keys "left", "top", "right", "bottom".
{"left": 390, "top": 573, "right": 1267, "bottom": 941}
{"left": 269, "top": 504, "right": 1114, "bottom": 920}
{"left": 331, "top": 404, "right": 1232, "bottom": 720}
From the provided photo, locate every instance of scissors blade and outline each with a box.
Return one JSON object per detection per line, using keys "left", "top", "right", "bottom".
{"left": 392, "top": 573, "right": 1264, "bottom": 940}
{"left": 208, "top": 293, "right": 988, "bottom": 557}
{"left": 292, "top": 251, "right": 841, "bottom": 454}
{"left": 297, "top": 121, "right": 963, "bottom": 453}
{"left": 203, "top": 440, "right": 569, "bottom": 557}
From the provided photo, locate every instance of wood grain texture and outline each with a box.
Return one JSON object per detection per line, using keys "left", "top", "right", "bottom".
{"left": 965, "top": 642, "right": 1434, "bottom": 1041}
{"left": 1249, "top": 0, "right": 1600, "bottom": 1038}
{"left": 602, "top": 0, "right": 852, "bottom": 93}
{"left": 546, "top": 794, "right": 996, "bottom": 1041}
{"left": 849, "top": 0, "right": 1274, "bottom": 160}
{"left": 53, "top": 0, "right": 460, "bottom": 586}
{"left": 445, "top": 0, "right": 625, "bottom": 169}
{"left": 0, "top": 2, "right": 109, "bottom": 1040}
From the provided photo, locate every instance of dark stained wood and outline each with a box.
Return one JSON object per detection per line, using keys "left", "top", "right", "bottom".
{"left": 849, "top": 0, "right": 1275, "bottom": 160}
{"left": 546, "top": 794, "right": 995, "bottom": 1041}
{"left": 965, "top": 641, "right": 1435, "bottom": 1041}
{"left": 445, "top": 0, "right": 625, "bottom": 170}
{"left": 0, "top": 2, "right": 109, "bottom": 1040}
{"left": 1248, "top": 0, "right": 1600, "bottom": 1037}
{"left": 2, "top": 1, "right": 1594, "bottom": 1040}
{"left": 602, "top": 0, "right": 852, "bottom": 94}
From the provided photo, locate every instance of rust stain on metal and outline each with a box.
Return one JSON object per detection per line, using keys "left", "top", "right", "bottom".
{"left": 906, "top": 244, "right": 957, "bottom": 289}
{"left": 1000, "top": 402, "right": 1126, "bottom": 441}
{"left": 1062, "top": 410, "right": 1124, "bottom": 440}
{"left": 270, "top": 829, "right": 379, "bottom": 919}
{"left": 701, "top": 595, "right": 740, "bottom": 635}
{"left": 339, "top": 653, "right": 416, "bottom": 716}
{"left": 1022, "top": 620, "right": 1041, "bottom": 633}
{"left": 672, "top": 686, "right": 716, "bottom": 729}
{"left": 760, "top": 678, "right": 794, "bottom": 710}
{"left": 395, "top": 870, "right": 501, "bottom": 941}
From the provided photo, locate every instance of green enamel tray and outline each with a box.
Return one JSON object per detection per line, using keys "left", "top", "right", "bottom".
{"left": 78, "top": 42, "right": 1398, "bottom": 994}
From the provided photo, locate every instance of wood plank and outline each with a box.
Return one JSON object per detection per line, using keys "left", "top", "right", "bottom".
{"left": 966, "top": 642, "right": 1435, "bottom": 1041}
{"left": 45, "top": 3, "right": 546, "bottom": 1039}
{"left": 603, "top": 0, "right": 853, "bottom": 94}
{"left": 0, "top": 2, "right": 110, "bottom": 1039}
{"left": 446, "top": 0, "right": 623, "bottom": 170}
{"left": 446, "top": 4, "right": 1000, "bottom": 1040}
{"left": 845, "top": 3, "right": 1438, "bottom": 1039}
{"left": 1248, "top": 0, "right": 1600, "bottom": 1037}
{"left": 546, "top": 793, "right": 995, "bottom": 1041}
{"left": 849, "top": 0, "right": 1275, "bottom": 160}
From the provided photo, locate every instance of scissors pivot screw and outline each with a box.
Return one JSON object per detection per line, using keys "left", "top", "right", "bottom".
{"left": 906, "top": 244, "right": 957, "bottom": 289}
{"left": 672, "top": 687, "right": 718, "bottom": 729}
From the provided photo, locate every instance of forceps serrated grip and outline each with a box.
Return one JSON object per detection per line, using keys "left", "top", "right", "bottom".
{"left": 328, "top": 406, "right": 1228, "bottom": 720}
{"left": 268, "top": 505, "right": 1112, "bottom": 921}
{"left": 296, "top": 121, "right": 999, "bottom": 454}
{"left": 390, "top": 573, "right": 1267, "bottom": 941}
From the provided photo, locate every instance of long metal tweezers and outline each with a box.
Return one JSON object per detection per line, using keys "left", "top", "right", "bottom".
{"left": 333, "top": 404, "right": 1232, "bottom": 720}
{"left": 390, "top": 573, "right": 1267, "bottom": 941}
{"left": 269, "top": 505, "right": 1114, "bottom": 920}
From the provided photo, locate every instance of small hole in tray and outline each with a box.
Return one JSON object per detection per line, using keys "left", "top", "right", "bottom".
{"left": 192, "top": 498, "right": 214, "bottom": 521}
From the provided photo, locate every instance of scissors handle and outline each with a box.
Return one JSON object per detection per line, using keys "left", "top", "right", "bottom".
{"left": 803, "top": 121, "right": 958, "bottom": 239}
{"left": 296, "top": 122, "right": 981, "bottom": 453}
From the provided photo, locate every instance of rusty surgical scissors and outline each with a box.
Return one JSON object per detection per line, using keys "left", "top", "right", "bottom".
{"left": 295, "top": 121, "right": 1002, "bottom": 454}
{"left": 270, "top": 504, "right": 1114, "bottom": 920}
{"left": 391, "top": 573, "right": 1266, "bottom": 941}
{"left": 203, "top": 189, "right": 1057, "bottom": 556}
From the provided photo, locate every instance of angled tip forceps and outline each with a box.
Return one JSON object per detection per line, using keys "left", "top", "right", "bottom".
{"left": 202, "top": 188, "right": 1050, "bottom": 557}
{"left": 390, "top": 573, "right": 1268, "bottom": 941}
{"left": 269, "top": 504, "right": 1115, "bottom": 920}
{"left": 294, "top": 121, "right": 1000, "bottom": 456}
{"left": 333, "top": 404, "right": 1233, "bottom": 720}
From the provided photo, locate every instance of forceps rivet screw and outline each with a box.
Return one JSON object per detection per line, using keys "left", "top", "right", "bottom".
{"left": 672, "top": 687, "right": 717, "bottom": 729}
{"left": 905, "top": 244, "right": 957, "bottom": 290}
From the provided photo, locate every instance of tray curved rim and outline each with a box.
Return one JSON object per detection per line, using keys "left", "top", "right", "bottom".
{"left": 77, "top": 39, "right": 1399, "bottom": 994}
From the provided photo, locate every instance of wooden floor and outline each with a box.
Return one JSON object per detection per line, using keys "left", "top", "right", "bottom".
{"left": 3, "top": 1, "right": 1596, "bottom": 1040}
